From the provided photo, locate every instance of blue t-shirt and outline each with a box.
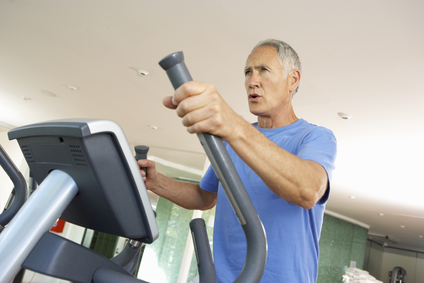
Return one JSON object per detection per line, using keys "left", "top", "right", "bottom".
{"left": 200, "top": 119, "right": 337, "bottom": 283}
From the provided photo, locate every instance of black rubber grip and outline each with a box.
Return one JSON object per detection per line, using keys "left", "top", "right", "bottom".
{"left": 134, "top": 145, "right": 149, "bottom": 175}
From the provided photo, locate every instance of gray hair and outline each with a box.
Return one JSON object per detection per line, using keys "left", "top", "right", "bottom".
{"left": 252, "top": 39, "right": 302, "bottom": 95}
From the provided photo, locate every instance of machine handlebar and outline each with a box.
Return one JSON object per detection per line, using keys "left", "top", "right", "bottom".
{"left": 0, "top": 145, "right": 28, "bottom": 229}
{"left": 159, "top": 51, "right": 267, "bottom": 283}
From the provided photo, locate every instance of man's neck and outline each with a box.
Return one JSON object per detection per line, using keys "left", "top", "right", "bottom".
{"left": 257, "top": 112, "right": 299, "bottom": 129}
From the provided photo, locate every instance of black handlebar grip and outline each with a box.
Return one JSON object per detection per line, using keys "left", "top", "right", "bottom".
{"left": 134, "top": 145, "right": 149, "bottom": 175}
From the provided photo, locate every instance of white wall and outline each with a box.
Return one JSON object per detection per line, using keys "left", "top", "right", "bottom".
{"left": 366, "top": 241, "right": 384, "bottom": 280}
{"left": 365, "top": 241, "right": 424, "bottom": 283}
{"left": 415, "top": 254, "right": 424, "bottom": 282}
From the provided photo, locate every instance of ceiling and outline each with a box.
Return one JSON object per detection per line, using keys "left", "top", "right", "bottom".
{"left": 1, "top": 0, "right": 424, "bottom": 252}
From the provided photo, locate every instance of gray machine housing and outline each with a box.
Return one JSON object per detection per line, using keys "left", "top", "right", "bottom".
{"left": 8, "top": 119, "right": 158, "bottom": 242}
{"left": 0, "top": 119, "right": 158, "bottom": 282}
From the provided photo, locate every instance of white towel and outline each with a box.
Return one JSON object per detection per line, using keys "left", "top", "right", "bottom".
{"left": 343, "top": 267, "right": 382, "bottom": 283}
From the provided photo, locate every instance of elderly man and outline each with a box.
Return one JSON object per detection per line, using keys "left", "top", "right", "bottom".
{"left": 139, "top": 39, "right": 337, "bottom": 282}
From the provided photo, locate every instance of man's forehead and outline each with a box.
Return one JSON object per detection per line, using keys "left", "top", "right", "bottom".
{"left": 245, "top": 46, "right": 279, "bottom": 67}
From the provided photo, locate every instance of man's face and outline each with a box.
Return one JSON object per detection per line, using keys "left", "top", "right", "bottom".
{"left": 244, "top": 46, "right": 293, "bottom": 119}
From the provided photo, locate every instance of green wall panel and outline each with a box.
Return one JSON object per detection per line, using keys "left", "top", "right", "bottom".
{"left": 317, "top": 214, "right": 368, "bottom": 283}
{"left": 138, "top": 196, "right": 215, "bottom": 282}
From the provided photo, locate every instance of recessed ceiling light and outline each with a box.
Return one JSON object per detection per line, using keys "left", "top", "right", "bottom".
{"left": 349, "top": 196, "right": 356, "bottom": 199}
{"left": 138, "top": 70, "right": 150, "bottom": 76}
{"left": 419, "top": 235, "right": 423, "bottom": 238}
{"left": 68, "top": 85, "right": 78, "bottom": 91}
{"left": 379, "top": 213, "right": 384, "bottom": 216}
{"left": 338, "top": 112, "right": 352, "bottom": 120}
{"left": 147, "top": 125, "right": 158, "bottom": 130}
{"left": 400, "top": 225, "right": 405, "bottom": 228}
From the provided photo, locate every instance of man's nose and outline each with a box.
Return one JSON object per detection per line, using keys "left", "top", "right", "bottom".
{"left": 248, "top": 74, "right": 260, "bottom": 89}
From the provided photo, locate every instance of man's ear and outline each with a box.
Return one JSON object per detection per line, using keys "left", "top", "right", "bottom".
{"left": 289, "top": 69, "right": 301, "bottom": 93}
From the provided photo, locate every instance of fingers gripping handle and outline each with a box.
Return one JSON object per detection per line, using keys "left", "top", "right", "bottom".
{"left": 135, "top": 145, "right": 149, "bottom": 175}
{"left": 134, "top": 146, "right": 156, "bottom": 221}
{"left": 158, "top": 52, "right": 244, "bottom": 221}
{"left": 159, "top": 52, "right": 267, "bottom": 283}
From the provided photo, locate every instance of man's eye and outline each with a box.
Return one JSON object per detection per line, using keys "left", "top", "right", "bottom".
{"left": 244, "top": 70, "right": 251, "bottom": 75}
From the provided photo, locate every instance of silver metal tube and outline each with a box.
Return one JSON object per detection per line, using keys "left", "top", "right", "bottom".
{"left": 0, "top": 170, "right": 78, "bottom": 283}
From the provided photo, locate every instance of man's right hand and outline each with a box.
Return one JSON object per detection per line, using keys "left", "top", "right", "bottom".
{"left": 162, "top": 81, "right": 246, "bottom": 144}
{"left": 137, "top": 159, "right": 158, "bottom": 191}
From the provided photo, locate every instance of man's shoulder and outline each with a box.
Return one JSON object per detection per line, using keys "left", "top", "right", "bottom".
{"left": 296, "top": 119, "right": 335, "bottom": 138}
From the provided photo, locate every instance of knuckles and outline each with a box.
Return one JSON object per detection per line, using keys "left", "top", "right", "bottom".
{"left": 173, "top": 81, "right": 232, "bottom": 138}
{"left": 177, "top": 100, "right": 189, "bottom": 117}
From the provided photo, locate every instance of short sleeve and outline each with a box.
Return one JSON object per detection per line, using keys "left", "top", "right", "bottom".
{"left": 199, "top": 164, "right": 219, "bottom": 193}
{"left": 297, "top": 127, "right": 337, "bottom": 182}
{"left": 297, "top": 127, "right": 337, "bottom": 204}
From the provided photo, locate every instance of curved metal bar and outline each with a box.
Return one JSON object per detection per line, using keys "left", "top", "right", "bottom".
{"left": 159, "top": 51, "right": 267, "bottom": 283}
{"left": 0, "top": 170, "right": 78, "bottom": 283}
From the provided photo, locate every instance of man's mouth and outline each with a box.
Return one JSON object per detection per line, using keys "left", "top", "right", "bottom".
{"left": 249, "top": 94, "right": 261, "bottom": 102}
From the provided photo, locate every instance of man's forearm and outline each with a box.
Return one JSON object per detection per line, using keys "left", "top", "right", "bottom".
{"left": 150, "top": 173, "right": 217, "bottom": 210}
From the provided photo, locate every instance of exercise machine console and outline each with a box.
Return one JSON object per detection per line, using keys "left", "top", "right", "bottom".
{"left": 0, "top": 119, "right": 158, "bottom": 283}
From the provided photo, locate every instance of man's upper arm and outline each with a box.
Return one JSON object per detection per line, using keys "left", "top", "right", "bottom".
{"left": 299, "top": 128, "right": 337, "bottom": 205}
